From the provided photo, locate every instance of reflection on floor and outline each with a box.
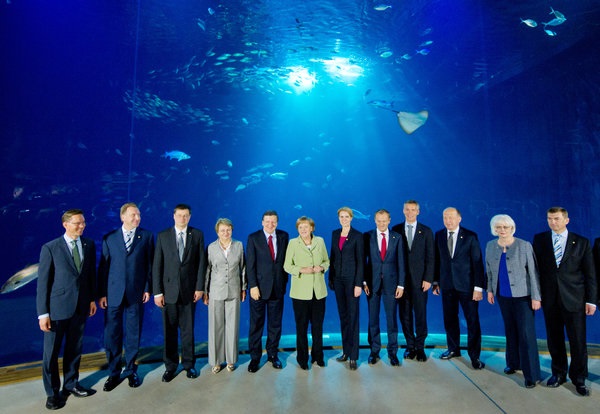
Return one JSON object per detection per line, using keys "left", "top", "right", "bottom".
{"left": 1, "top": 334, "right": 599, "bottom": 413}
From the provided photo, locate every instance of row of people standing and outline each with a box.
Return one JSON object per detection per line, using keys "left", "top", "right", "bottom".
{"left": 35, "top": 202, "right": 598, "bottom": 410}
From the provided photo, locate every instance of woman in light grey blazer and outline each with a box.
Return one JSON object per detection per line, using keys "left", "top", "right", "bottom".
{"left": 204, "top": 218, "right": 246, "bottom": 373}
{"left": 485, "top": 214, "right": 541, "bottom": 388}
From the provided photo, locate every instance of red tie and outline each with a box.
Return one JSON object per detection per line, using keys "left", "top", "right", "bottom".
{"left": 380, "top": 233, "right": 387, "bottom": 260}
{"left": 268, "top": 235, "right": 275, "bottom": 261}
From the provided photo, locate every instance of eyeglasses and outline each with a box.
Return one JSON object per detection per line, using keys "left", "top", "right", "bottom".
{"left": 494, "top": 226, "right": 511, "bottom": 230}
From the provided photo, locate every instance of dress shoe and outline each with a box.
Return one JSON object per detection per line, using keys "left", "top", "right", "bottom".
{"left": 416, "top": 349, "right": 427, "bottom": 362}
{"left": 368, "top": 353, "right": 379, "bottom": 365}
{"left": 64, "top": 385, "right": 92, "bottom": 398}
{"left": 298, "top": 362, "right": 309, "bottom": 370}
{"left": 45, "top": 396, "right": 65, "bottom": 410}
{"left": 390, "top": 355, "right": 400, "bottom": 366}
{"left": 575, "top": 383, "right": 590, "bottom": 396}
{"left": 504, "top": 367, "right": 516, "bottom": 375}
{"left": 403, "top": 349, "right": 416, "bottom": 360}
{"left": 103, "top": 376, "right": 120, "bottom": 392}
{"left": 349, "top": 360, "right": 357, "bottom": 370}
{"left": 268, "top": 355, "right": 282, "bottom": 369}
{"left": 440, "top": 350, "right": 461, "bottom": 360}
{"left": 524, "top": 380, "right": 536, "bottom": 389}
{"left": 162, "top": 370, "right": 175, "bottom": 382}
{"left": 336, "top": 354, "right": 349, "bottom": 362}
{"left": 312, "top": 359, "right": 325, "bottom": 367}
{"left": 248, "top": 359, "right": 260, "bottom": 373}
{"left": 128, "top": 373, "right": 141, "bottom": 387}
{"left": 546, "top": 374, "right": 566, "bottom": 388}
{"left": 471, "top": 359, "right": 485, "bottom": 370}
{"left": 186, "top": 368, "right": 198, "bottom": 378}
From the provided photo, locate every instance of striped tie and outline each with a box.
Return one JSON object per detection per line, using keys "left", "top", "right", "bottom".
{"left": 178, "top": 232, "right": 185, "bottom": 261}
{"left": 553, "top": 234, "right": 562, "bottom": 267}
{"left": 125, "top": 230, "right": 133, "bottom": 252}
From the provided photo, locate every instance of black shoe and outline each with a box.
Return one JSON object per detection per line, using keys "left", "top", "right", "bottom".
{"left": 128, "top": 373, "right": 141, "bottom": 387}
{"left": 390, "top": 355, "right": 400, "bottom": 366}
{"left": 416, "top": 349, "right": 427, "bottom": 362}
{"left": 248, "top": 359, "right": 260, "bottom": 373}
{"left": 186, "top": 368, "right": 198, "bottom": 379}
{"left": 336, "top": 354, "right": 349, "bottom": 362}
{"left": 312, "top": 359, "right": 325, "bottom": 367}
{"left": 575, "top": 383, "right": 590, "bottom": 396}
{"left": 471, "top": 359, "right": 485, "bottom": 370}
{"left": 524, "top": 380, "right": 536, "bottom": 389}
{"left": 504, "top": 367, "right": 516, "bottom": 375}
{"left": 440, "top": 350, "right": 461, "bottom": 360}
{"left": 403, "top": 349, "right": 416, "bottom": 360}
{"left": 546, "top": 374, "right": 566, "bottom": 388}
{"left": 103, "top": 376, "right": 120, "bottom": 392}
{"left": 162, "top": 370, "right": 176, "bottom": 383}
{"left": 349, "top": 360, "right": 357, "bottom": 370}
{"left": 64, "top": 385, "right": 93, "bottom": 398}
{"left": 45, "top": 396, "right": 65, "bottom": 410}
{"left": 368, "top": 353, "right": 379, "bottom": 365}
{"left": 298, "top": 362, "right": 309, "bottom": 370}
{"left": 268, "top": 355, "right": 282, "bottom": 369}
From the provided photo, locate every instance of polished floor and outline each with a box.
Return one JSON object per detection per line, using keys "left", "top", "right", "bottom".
{"left": 1, "top": 335, "right": 599, "bottom": 414}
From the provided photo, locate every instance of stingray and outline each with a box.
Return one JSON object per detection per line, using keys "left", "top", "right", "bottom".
{"left": 367, "top": 101, "right": 429, "bottom": 134}
{"left": 396, "top": 110, "right": 429, "bottom": 134}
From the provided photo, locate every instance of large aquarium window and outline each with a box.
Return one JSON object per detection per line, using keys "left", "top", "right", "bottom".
{"left": 1, "top": 0, "right": 600, "bottom": 367}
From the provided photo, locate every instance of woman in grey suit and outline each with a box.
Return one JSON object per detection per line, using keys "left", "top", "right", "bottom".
{"left": 485, "top": 214, "right": 541, "bottom": 388}
{"left": 204, "top": 218, "right": 246, "bottom": 373}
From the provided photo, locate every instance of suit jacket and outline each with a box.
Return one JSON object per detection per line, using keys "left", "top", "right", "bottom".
{"left": 434, "top": 227, "right": 485, "bottom": 293}
{"left": 485, "top": 237, "right": 541, "bottom": 300}
{"left": 98, "top": 227, "right": 154, "bottom": 306}
{"left": 246, "top": 229, "right": 289, "bottom": 299}
{"left": 36, "top": 236, "right": 96, "bottom": 320}
{"left": 593, "top": 238, "right": 600, "bottom": 306}
{"left": 153, "top": 227, "right": 206, "bottom": 305}
{"left": 533, "top": 231, "right": 597, "bottom": 312}
{"left": 329, "top": 227, "right": 364, "bottom": 287}
{"left": 205, "top": 239, "right": 247, "bottom": 300}
{"left": 392, "top": 222, "right": 434, "bottom": 289}
{"left": 284, "top": 235, "right": 329, "bottom": 300}
{"left": 364, "top": 229, "right": 406, "bottom": 295}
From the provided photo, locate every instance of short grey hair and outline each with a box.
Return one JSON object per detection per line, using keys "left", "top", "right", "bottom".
{"left": 490, "top": 214, "right": 516, "bottom": 236}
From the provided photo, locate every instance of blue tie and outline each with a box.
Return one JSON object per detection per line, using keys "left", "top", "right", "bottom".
{"left": 178, "top": 232, "right": 185, "bottom": 261}
{"left": 125, "top": 230, "right": 133, "bottom": 252}
{"left": 553, "top": 234, "right": 562, "bottom": 267}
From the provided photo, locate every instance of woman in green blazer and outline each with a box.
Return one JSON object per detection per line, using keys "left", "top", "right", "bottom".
{"left": 284, "top": 216, "right": 330, "bottom": 370}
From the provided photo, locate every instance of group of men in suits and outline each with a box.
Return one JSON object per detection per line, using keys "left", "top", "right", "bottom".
{"left": 364, "top": 202, "right": 598, "bottom": 398}
{"left": 36, "top": 203, "right": 209, "bottom": 410}
{"left": 35, "top": 202, "right": 599, "bottom": 410}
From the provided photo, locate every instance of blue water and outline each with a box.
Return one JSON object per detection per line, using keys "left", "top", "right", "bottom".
{"left": 1, "top": 0, "right": 600, "bottom": 366}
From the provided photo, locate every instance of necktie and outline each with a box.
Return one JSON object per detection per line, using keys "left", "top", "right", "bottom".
{"left": 71, "top": 240, "right": 82, "bottom": 272}
{"left": 178, "top": 232, "right": 185, "bottom": 261}
{"left": 553, "top": 234, "right": 562, "bottom": 267}
{"left": 268, "top": 235, "right": 275, "bottom": 261}
{"left": 407, "top": 224, "right": 413, "bottom": 250}
{"left": 448, "top": 231, "right": 454, "bottom": 258}
{"left": 380, "top": 233, "right": 387, "bottom": 260}
{"left": 125, "top": 230, "right": 133, "bottom": 252}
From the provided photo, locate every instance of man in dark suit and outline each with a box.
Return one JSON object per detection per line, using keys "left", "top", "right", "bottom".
{"left": 36, "top": 209, "right": 97, "bottom": 410}
{"left": 153, "top": 204, "right": 206, "bottom": 382}
{"left": 392, "top": 200, "right": 434, "bottom": 362}
{"left": 246, "top": 210, "right": 289, "bottom": 373}
{"left": 533, "top": 207, "right": 597, "bottom": 396}
{"left": 98, "top": 203, "right": 154, "bottom": 391}
{"left": 364, "top": 209, "right": 405, "bottom": 367}
{"left": 433, "top": 207, "right": 485, "bottom": 370}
